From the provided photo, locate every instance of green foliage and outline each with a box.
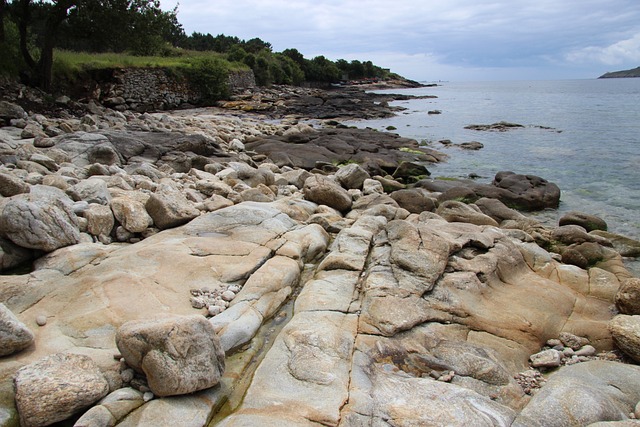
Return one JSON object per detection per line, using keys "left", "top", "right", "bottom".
{"left": 184, "top": 57, "right": 230, "bottom": 103}
{"left": 0, "top": 18, "right": 23, "bottom": 76}
{"left": 2, "top": 0, "right": 397, "bottom": 90}
{"left": 56, "top": 0, "right": 185, "bottom": 56}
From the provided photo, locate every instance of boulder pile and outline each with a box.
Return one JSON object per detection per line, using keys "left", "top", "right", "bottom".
{"left": 0, "top": 97, "right": 639, "bottom": 426}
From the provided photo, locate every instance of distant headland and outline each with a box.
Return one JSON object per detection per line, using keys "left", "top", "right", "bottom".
{"left": 598, "top": 66, "right": 640, "bottom": 78}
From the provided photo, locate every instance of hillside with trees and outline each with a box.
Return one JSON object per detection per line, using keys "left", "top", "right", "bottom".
{"left": 0, "top": 0, "right": 399, "bottom": 96}
{"left": 599, "top": 66, "right": 640, "bottom": 78}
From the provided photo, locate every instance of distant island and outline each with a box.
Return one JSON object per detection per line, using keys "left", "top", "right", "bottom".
{"left": 598, "top": 66, "right": 640, "bottom": 78}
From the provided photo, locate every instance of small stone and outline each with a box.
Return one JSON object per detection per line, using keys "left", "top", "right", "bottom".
{"left": 635, "top": 401, "right": 640, "bottom": 419}
{"left": 437, "top": 371, "right": 455, "bottom": 382}
{"left": 559, "top": 332, "right": 589, "bottom": 350}
{"left": 562, "top": 348, "right": 575, "bottom": 357}
{"left": 208, "top": 306, "right": 223, "bottom": 316}
{"left": 575, "top": 345, "right": 597, "bottom": 357}
{"left": 546, "top": 339, "right": 562, "bottom": 347}
{"left": 530, "top": 349, "right": 563, "bottom": 368}
{"left": 221, "top": 290, "right": 236, "bottom": 302}
{"left": 190, "top": 296, "right": 206, "bottom": 309}
{"left": 143, "top": 391, "right": 154, "bottom": 402}
{"left": 35, "top": 315, "right": 47, "bottom": 326}
{"left": 120, "top": 368, "right": 135, "bottom": 383}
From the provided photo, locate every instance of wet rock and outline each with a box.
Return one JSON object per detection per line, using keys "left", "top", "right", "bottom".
{"left": 116, "top": 314, "right": 225, "bottom": 397}
{"left": 13, "top": 353, "right": 109, "bottom": 427}
{"left": 0, "top": 302, "right": 34, "bottom": 356}
{"left": 560, "top": 211, "right": 608, "bottom": 232}
{"left": 591, "top": 230, "right": 640, "bottom": 258}
{"left": 0, "top": 184, "right": 80, "bottom": 252}
{"left": 392, "top": 160, "right": 430, "bottom": 181}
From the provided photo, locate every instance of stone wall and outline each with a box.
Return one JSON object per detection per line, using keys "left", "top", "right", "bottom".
{"left": 97, "top": 68, "right": 255, "bottom": 112}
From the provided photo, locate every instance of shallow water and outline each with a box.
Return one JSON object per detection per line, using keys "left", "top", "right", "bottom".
{"left": 344, "top": 79, "right": 640, "bottom": 275}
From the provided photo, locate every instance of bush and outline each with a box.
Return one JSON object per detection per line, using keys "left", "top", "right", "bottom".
{"left": 185, "top": 57, "right": 230, "bottom": 103}
{"left": 0, "top": 20, "right": 25, "bottom": 78}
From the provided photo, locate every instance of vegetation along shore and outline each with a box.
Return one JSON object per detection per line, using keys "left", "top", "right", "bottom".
{"left": 1, "top": 1, "right": 640, "bottom": 426}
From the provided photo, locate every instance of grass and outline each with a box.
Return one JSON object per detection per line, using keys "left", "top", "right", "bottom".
{"left": 52, "top": 49, "right": 247, "bottom": 78}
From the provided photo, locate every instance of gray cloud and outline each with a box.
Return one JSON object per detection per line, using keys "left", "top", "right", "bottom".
{"left": 167, "top": 0, "right": 640, "bottom": 80}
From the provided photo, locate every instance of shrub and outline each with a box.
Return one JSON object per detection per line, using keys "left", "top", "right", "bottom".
{"left": 185, "top": 57, "right": 230, "bottom": 103}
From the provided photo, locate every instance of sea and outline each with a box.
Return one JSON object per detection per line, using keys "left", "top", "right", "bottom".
{"left": 343, "top": 79, "right": 640, "bottom": 276}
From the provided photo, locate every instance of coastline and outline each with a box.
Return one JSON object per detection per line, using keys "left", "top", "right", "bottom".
{"left": 0, "top": 81, "right": 639, "bottom": 426}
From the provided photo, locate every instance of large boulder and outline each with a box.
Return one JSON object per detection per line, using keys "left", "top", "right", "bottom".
{"left": 13, "top": 353, "right": 109, "bottom": 427}
{"left": 51, "top": 132, "right": 122, "bottom": 167}
{"left": 145, "top": 186, "right": 200, "bottom": 230}
{"left": 513, "top": 361, "right": 640, "bottom": 427}
{"left": 0, "top": 237, "right": 34, "bottom": 271}
{"left": 436, "top": 200, "right": 499, "bottom": 227}
{"left": 68, "top": 178, "right": 112, "bottom": 205}
{"left": 591, "top": 230, "right": 640, "bottom": 258}
{"left": 616, "top": 278, "right": 640, "bottom": 315}
{"left": 390, "top": 188, "right": 436, "bottom": 213}
{"left": 303, "top": 175, "right": 352, "bottom": 212}
{"left": 335, "top": 163, "right": 370, "bottom": 190}
{"left": 487, "top": 171, "right": 561, "bottom": 211}
{"left": 84, "top": 204, "right": 115, "bottom": 238}
{"left": 417, "top": 171, "right": 561, "bottom": 211}
{"left": 609, "top": 315, "right": 640, "bottom": 362}
{"left": 560, "top": 211, "right": 608, "bottom": 232}
{"left": 0, "top": 172, "right": 30, "bottom": 197}
{"left": 0, "top": 303, "right": 34, "bottom": 356}
{"left": 115, "top": 314, "right": 225, "bottom": 397}
{"left": 0, "top": 185, "right": 80, "bottom": 252}
{"left": 110, "top": 196, "right": 153, "bottom": 233}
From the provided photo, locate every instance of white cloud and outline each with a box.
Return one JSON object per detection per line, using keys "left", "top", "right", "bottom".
{"left": 566, "top": 33, "right": 640, "bottom": 65}
{"left": 164, "top": 0, "right": 640, "bottom": 80}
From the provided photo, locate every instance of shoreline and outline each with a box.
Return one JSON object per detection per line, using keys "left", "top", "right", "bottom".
{"left": 1, "top": 80, "right": 639, "bottom": 426}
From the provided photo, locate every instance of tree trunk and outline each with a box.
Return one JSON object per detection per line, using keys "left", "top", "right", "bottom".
{"left": 16, "top": 0, "right": 76, "bottom": 90}
{"left": 0, "top": 0, "right": 6, "bottom": 43}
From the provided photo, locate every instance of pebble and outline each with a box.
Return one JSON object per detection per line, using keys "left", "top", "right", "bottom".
{"left": 437, "top": 371, "right": 455, "bottom": 382}
{"left": 530, "top": 349, "right": 563, "bottom": 368}
{"left": 575, "top": 345, "right": 597, "bottom": 357}
{"left": 120, "top": 368, "right": 135, "bottom": 383}
{"left": 559, "top": 332, "right": 589, "bottom": 350}
{"left": 221, "top": 290, "right": 236, "bottom": 302}
{"left": 208, "top": 305, "right": 223, "bottom": 316}
{"left": 35, "top": 315, "right": 47, "bottom": 326}
{"left": 143, "top": 391, "right": 154, "bottom": 402}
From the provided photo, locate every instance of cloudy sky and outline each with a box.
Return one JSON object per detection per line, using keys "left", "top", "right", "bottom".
{"left": 165, "top": 0, "right": 640, "bottom": 81}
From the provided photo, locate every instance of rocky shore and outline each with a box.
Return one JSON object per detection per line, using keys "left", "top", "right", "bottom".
{"left": 1, "top": 82, "right": 640, "bottom": 427}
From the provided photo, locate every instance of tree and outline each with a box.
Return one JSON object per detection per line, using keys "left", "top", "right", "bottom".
{"left": 10, "top": 0, "right": 183, "bottom": 90}
{"left": 0, "top": 0, "right": 6, "bottom": 42}
{"left": 14, "top": 0, "right": 75, "bottom": 90}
